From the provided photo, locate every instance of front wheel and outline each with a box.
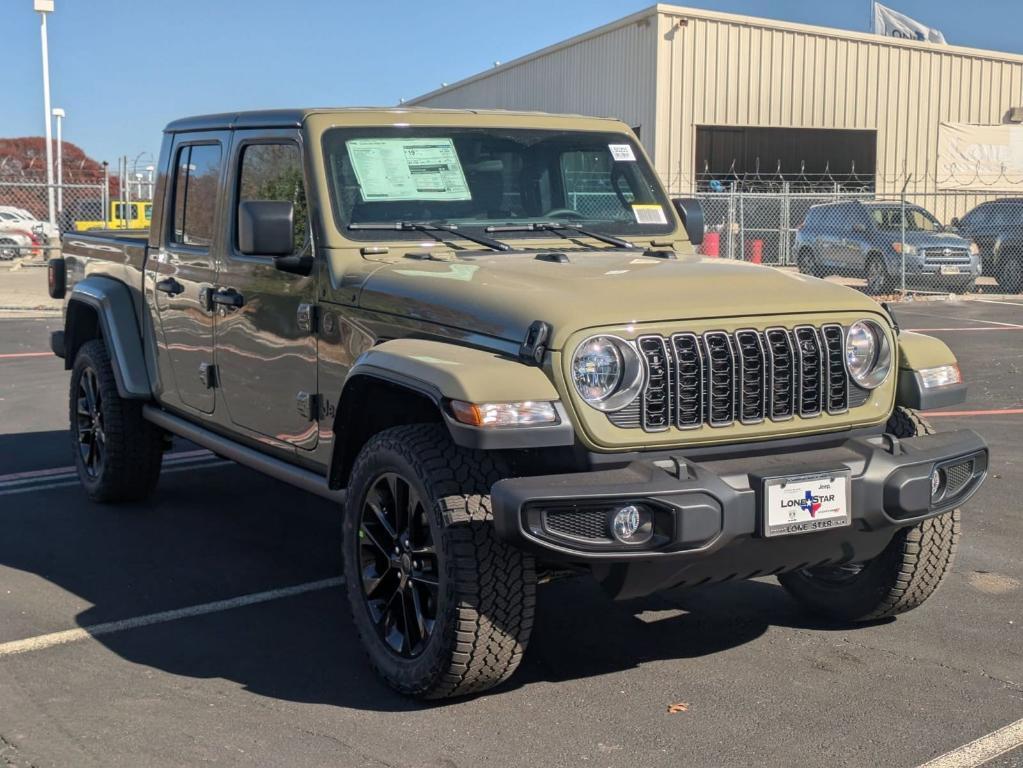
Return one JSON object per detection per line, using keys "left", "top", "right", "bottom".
{"left": 342, "top": 424, "right": 536, "bottom": 699}
{"left": 778, "top": 408, "right": 960, "bottom": 622}
{"left": 865, "top": 254, "right": 893, "bottom": 295}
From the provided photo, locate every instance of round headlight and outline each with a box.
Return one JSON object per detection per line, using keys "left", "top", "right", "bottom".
{"left": 571, "top": 335, "right": 644, "bottom": 411}
{"left": 845, "top": 320, "right": 892, "bottom": 389}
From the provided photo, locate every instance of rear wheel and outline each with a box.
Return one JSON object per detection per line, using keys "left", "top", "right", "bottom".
{"left": 865, "top": 254, "right": 892, "bottom": 294}
{"left": 69, "top": 339, "right": 163, "bottom": 502}
{"left": 778, "top": 408, "right": 960, "bottom": 622}
{"left": 343, "top": 424, "right": 536, "bottom": 698}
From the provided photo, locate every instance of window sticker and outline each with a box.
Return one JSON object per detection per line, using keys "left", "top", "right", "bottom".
{"left": 608, "top": 144, "right": 636, "bottom": 162}
{"left": 632, "top": 204, "right": 668, "bottom": 225}
{"left": 346, "top": 138, "right": 471, "bottom": 201}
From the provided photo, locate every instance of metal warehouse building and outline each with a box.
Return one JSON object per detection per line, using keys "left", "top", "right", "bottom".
{"left": 408, "top": 4, "right": 1023, "bottom": 196}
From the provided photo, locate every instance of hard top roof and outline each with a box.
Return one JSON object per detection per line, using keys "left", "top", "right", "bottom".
{"left": 163, "top": 107, "right": 623, "bottom": 133}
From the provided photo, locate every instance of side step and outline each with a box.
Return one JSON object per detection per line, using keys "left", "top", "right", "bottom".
{"left": 143, "top": 406, "right": 344, "bottom": 503}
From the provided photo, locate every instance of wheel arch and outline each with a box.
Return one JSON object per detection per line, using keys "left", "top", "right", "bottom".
{"left": 327, "top": 338, "right": 573, "bottom": 490}
{"left": 64, "top": 276, "right": 151, "bottom": 399}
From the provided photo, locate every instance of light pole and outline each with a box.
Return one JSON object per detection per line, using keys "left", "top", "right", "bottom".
{"left": 52, "top": 107, "right": 65, "bottom": 214}
{"left": 34, "top": 0, "right": 56, "bottom": 228}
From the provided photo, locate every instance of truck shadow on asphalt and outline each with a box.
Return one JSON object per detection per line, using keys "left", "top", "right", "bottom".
{"left": 1, "top": 441, "right": 881, "bottom": 713}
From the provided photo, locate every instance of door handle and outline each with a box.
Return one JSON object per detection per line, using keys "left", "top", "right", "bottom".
{"left": 155, "top": 277, "right": 184, "bottom": 296}
{"left": 211, "top": 287, "right": 245, "bottom": 308}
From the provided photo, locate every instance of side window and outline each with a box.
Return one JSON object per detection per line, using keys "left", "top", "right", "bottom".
{"left": 170, "top": 143, "right": 222, "bottom": 247}
{"left": 236, "top": 143, "right": 307, "bottom": 253}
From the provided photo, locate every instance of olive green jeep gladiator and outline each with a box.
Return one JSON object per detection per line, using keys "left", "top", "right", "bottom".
{"left": 49, "top": 108, "right": 987, "bottom": 699}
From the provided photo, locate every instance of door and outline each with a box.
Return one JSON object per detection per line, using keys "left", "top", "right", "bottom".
{"left": 213, "top": 131, "right": 319, "bottom": 449}
{"left": 151, "top": 137, "right": 226, "bottom": 414}
{"left": 815, "top": 207, "right": 842, "bottom": 269}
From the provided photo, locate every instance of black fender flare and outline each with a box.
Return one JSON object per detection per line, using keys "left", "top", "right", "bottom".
{"left": 64, "top": 276, "right": 151, "bottom": 399}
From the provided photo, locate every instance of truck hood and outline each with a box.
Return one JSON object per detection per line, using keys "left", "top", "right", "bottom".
{"left": 357, "top": 250, "right": 886, "bottom": 348}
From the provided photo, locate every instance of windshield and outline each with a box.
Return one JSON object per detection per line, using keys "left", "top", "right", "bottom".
{"left": 871, "top": 206, "right": 941, "bottom": 232}
{"left": 322, "top": 127, "right": 674, "bottom": 241}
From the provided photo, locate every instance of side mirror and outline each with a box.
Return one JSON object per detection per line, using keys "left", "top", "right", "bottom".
{"left": 671, "top": 198, "right": 704, "bottom": 246}
{"left": 238, "top": 200, "right": 294, "bottom": 256}
{"left": 950, "top": 217, "right": 961, "bottom": 228}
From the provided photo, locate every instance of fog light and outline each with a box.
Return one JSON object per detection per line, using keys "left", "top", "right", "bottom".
{"left": 610, "top": 504, "right": 653, "bottom": 545}
{"left": 931, "top": 468, "right": 944, "bottom": 500}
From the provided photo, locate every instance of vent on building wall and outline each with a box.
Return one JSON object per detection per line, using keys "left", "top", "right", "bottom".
{"left": 1008, "top": 107, "right": 1023, "bottom": 123}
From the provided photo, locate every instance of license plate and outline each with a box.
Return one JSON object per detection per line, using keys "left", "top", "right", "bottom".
{"left": 762, "top": 470, "right": 851, "bottom": 538}
{"left": 940, "top": 265, "right": 961, "bottom": 275}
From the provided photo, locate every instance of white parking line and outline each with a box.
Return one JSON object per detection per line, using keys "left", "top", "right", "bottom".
{"left": 898, "top": 311, "right": 1023, "bottom": 329}
{"left": 974, "top": 299, "right": 1023, "bottom": 308}
{"left": 0, "top": 459, "right": 233, "bottom": 496}
{"left": 0, "top": 577, "right": 344, "bottom": 658}
{"left": 917, "top": 717, "right": 1023, "bottom": 768}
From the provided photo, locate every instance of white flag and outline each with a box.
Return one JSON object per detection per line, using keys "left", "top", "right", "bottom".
{"left": 873, "top": 3, "right": 946, "bottom": 44}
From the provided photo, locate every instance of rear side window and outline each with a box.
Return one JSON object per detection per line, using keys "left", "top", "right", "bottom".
{"left": 171, "top": 143, "right": 222, "bottom": 247}
{"left": 236, "top": 143, "right": 308, "bottom": 253}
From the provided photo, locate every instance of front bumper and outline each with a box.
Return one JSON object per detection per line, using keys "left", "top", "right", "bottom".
{"left": 492, "top": 429, "right": 988, "bottom": 599}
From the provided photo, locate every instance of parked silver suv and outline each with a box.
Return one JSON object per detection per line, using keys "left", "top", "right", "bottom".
{"left": 795, "top": 200, "right": 980, "bottom": 293}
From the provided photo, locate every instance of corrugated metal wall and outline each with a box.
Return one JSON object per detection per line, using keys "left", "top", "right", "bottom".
{"left": 655, "top": 8, "right": 1023, "bottom": 194}
{"left": 408, "top": 11, "right": 659, "bottom": 154}
{"left": 409, "top": 5, "right": 1023, "bottom": 197}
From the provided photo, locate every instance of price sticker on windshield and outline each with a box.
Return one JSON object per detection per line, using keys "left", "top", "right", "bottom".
{"left": 632, "top": 204, "right": 667, "bottom": 225}
{"left": 608, "top": 144, "right": 636, "bottom": 162}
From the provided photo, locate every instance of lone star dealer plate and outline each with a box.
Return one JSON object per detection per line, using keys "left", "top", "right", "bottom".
{"left": 762, "top": 470, "right": 851, "bottom": 538}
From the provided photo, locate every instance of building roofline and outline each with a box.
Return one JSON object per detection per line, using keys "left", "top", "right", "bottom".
{"left": 656, "top": 3, "right": 1023, "bottom": 65}
{"left": 405, "top": 5, "right": 661, "bottom": 105}
{"left": 407, "top": 3, "right": 1023, "bottom": 107}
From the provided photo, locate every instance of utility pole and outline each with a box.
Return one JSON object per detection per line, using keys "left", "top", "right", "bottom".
{"left": 52, "top": 107, "right": 65, "bottom": 214}
{"left": 35, "top": 0, "right": 56, "bottom": 228}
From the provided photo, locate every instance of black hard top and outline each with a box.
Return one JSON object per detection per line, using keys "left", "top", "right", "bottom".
{"left": 162, "top": 106, "right": 610, "bottom": 133}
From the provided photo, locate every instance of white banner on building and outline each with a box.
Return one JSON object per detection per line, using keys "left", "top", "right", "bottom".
{"left": 873, "top": 3, "right": 946, "bottom": 44}
{"left": 937, "top": 123, "right": 1023, "bottom": 189}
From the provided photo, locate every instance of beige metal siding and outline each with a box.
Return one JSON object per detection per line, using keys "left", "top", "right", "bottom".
{"left": 408, "top": 11, "right": 659, "bottom": 153}
{"left": 656, "top": 7, "right": 1023, "bottom": 193}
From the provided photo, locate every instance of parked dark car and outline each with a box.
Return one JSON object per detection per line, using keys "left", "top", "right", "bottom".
{"left": 951, "top": 198, "right": 1023, "bottom": 293}
{"left": 794, "top": 200, "right": 980, "bottom": 294}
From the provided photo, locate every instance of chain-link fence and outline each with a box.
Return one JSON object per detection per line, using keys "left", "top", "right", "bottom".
{"left": 0, "top": 179, "right": 115, "bottom": 261}
{"left": 691, "top": 184, "right": 1023, "bottom": 297}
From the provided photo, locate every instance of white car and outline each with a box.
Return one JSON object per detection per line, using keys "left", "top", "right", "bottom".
{"left": 0, "top": 207, "right": 59, "bottom": 241}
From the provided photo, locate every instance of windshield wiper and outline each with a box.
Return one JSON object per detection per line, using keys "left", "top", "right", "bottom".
{"left": 484, "top": 222, "right": 637, "bottom": 249}
{"left": 347, "top": 221, "right": 512, "bottom": 252}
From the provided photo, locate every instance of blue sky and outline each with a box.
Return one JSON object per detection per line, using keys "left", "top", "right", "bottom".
{"left": 2, "top": 0, "right": 1021, "bottom": 165}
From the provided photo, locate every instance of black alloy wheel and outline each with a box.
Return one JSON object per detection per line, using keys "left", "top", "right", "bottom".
{"left": 74, "top": 365, "right": 106, "bottom": 480}
{"left": 358, "top": 471, "right": 439, "bottom": 658}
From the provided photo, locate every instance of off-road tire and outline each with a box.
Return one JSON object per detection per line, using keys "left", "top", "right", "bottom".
{"left": 69, "top": 339, "right": 163, "bottom": 502}
{"left": 342, "top": 424, "right": 536, "bottom": 699}
{"left": 778, "top": 407, "right": 960, "bottom": 622}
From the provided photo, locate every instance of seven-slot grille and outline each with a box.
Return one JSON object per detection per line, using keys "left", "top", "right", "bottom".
{"left": 632, "top": 325, "right": 850, "bottom": 432}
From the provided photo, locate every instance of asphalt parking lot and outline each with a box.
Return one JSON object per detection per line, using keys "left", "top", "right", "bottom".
{"left": 0, "top": 300, "right": 1021, "bottom": 768}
